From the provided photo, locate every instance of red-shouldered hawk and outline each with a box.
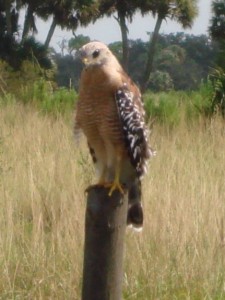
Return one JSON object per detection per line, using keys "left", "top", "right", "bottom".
{"left": 75, "top": 41, "right": 154, "bottom": 230}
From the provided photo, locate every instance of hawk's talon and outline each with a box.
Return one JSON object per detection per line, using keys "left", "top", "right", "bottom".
{"left": 86, "top": 182, "right": 125, "bottom": 196}
{"left": 107, "top": 181, "right": 125, "bottom": 196}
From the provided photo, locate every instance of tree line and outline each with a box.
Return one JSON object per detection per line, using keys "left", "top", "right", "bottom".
{"left": 0, "top": 0, "right": 225, "bottom": 93}
{"left": 0, "top": 0, "right": 198, "bottom": 91}
{"left": 55, "top": 32, "right": 219, "bottom": 91}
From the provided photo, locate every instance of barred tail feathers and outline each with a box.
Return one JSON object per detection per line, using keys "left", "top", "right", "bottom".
{"left": 127, "top": 179, "right": 143, "bottom": 231}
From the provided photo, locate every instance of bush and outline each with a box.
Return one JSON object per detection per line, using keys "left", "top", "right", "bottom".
{"left": 186, "top": 82, "right": 213, "bottom": 119}
{"left": 19, "top": 80, "right": 77, "bottom": 115}
{"left": 40, "top": 86, "right": 77, "bottom": 115}
{"left": 144, "top": 85, "right": 213, "bottom": 126}
{"left": 209, "top": 68, "right": 225, "bottom": 116}
{"left": 0, "top": 60, "right": 54, "bottom": 97}
{"left": 144, "top": 92, "right": 181, "bottom": 127}
{"left": 0, "top": 59, "right": 77, "bottom": 116}
{"left": 148, "top": 70, "right": 174, "bottom": 92}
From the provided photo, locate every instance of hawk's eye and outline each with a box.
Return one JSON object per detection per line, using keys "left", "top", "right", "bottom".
{"left": 92, "top": 49, "right": 100, "bottom": 58}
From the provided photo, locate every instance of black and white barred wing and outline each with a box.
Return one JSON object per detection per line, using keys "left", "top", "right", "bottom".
{"left": 115, "top": 86, "right": 155, "bottom": 177}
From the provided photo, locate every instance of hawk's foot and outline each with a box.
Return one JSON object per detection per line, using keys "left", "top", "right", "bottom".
{"left": 85, "top": 181, "right": 126, "bottom": 196}
{"left": 106, "top": 181, "right": 125, "bottom": 196}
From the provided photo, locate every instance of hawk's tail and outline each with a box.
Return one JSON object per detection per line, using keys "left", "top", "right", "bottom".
{"left": 127, "top": 179, "right": 143, "bottom": 231}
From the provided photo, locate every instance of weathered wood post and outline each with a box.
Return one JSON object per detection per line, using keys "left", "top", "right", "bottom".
{"left": 82, "top": 186, "right": 128, "bottom": 300}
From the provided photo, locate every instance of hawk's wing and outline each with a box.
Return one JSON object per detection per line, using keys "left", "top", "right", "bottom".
{"left": 115, "top": 85, "right": 154, "bottom": 177}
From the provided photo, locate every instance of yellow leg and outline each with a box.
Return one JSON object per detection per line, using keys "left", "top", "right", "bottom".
{"left": 86, "top": 154, "right": 125, "bottom": 196}
{"left": 108, "top": 158, "right": 125, "bottom": 196}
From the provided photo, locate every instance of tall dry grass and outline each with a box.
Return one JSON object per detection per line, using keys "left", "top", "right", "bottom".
{"left": 1, "top": 102, "right": 225, "bottom": 299}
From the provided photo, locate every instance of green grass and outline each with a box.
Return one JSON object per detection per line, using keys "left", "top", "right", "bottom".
{"left": 19, "top": 79, "right": 77, "bottom": 116}
{"left": 1, "top": 73, "right": 214, "bottom": 124}
{"left": 1, "top": 100, "right": 225, "bottom": 298}
{"left": 144, "top": 83, "right": 213, "bottom": 127}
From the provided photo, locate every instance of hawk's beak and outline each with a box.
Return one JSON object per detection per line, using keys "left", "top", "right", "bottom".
{"left": 77, "top": 48, "right": 89, "bottom": 65}
{"left": 82, "top": 57, "right": 89, "bottom": 65}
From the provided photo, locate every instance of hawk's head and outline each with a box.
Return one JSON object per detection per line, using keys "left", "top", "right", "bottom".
{"left": 78, "top": 41, "right": 115, "bottom": 67}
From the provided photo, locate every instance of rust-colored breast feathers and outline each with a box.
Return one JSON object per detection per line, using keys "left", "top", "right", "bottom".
{"left": 77, "top": 65, "right": 125, "bottom": 152}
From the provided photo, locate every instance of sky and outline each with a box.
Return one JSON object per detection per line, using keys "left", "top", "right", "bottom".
{"left": 34, "top": 0, "right": 212, "bottom": 51}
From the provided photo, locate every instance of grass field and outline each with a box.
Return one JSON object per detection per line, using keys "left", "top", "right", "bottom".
{"left": 1, "top": 101, "right": 225, "bottom": 299}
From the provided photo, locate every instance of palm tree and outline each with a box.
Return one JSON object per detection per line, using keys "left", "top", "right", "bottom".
{"left": 139, "top": 0, "right": 198, "bottom": 92}
{"left": 20, "top": 0, "right": 97, "bottom": 48}
{"left": 209, "top": 0, "right": 225, "bottom": 40}
{"left": 0, "top": 0, "right": 20, "bottom": 67}
{"left": 98, "top": 0, "right": 139, "bottom": 71}
{"left": 209, "top": 1, "right": 225, "bottom": 111}
{"left": 68, "top": 34, "right": 91, "bottom": 55}
{"left": 43, "top": 0, "right": 78, "bottom": 48}
{"left": 5, "top": 0, "right": 13, "bottom": 35}
{"left": 209, "top": 0, "right": 225, "bottom": 69}
{"left": 19, "top": 36, "right": 52, "bottom": 69}
{"left": 1, "top": 0, "right": 20, "bottom": 37}
{"left": 44, "top": 0, "right": 98, "bottom": 48}
{"left": 21, "top": 0, "right": 38, "bottom": 41}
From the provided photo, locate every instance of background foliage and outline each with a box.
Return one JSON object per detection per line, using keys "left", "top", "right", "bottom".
{"left": 1, "top": 1, "right": 225, "bottom": 298}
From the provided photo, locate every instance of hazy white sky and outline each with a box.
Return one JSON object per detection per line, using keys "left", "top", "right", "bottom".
{"left": 34, "top": 0, "right": 212, "bottom": 50}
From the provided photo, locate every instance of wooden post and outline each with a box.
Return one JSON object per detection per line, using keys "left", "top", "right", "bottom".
{"left": 82, "top": 186, "right": 128, "bottom": 300}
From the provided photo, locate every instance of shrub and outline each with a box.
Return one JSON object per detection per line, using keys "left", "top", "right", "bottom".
{"left": 0, "top": 60, "right": 54, "bottom": 97}
{"left": 40, "top": 87, "right": 77, "bottom": 115}
{"left": 148, "top": 70, "right": 174, "bottom": 92}
{"left": 209, "top": 68, "right": 225, "bottom": 116}
{"left": 186, "top": 82, "right": 213, "bottom": 119}
{"left": 0, "top": 59, "right": 77, "bottom": 116}
{"left": 20, "top": 80, "right": 77, "bottom": 116}
{"left": 144, "top": 85, "right": 213, "bottom": 127}
{"left": 144, "top": 92, "right": 181, "bottom": 127}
